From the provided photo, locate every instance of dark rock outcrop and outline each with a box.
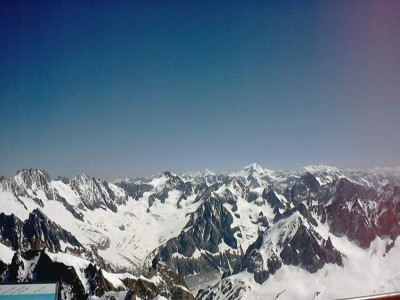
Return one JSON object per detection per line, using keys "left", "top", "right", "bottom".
{"left": 325, "top": 180, "right": 399, "bottom": 248}
{"left": 22, "top": 209, "right": 82, "bottom": 251}
{"left": 114, "top": 181, "right": 152, "bottom": 200}
{"left": 0, "top": 213, "right": 23, "bottom": 250}
{"left": 159, "top": 197, "right": 242, "bottom": 276}
{"left": 0, "top": 210, "right": 81, "bottom": 252}
{"left": 238, "top": 213, "right": 343, "bottom": 284}
{"left": 290, "top": 173, "right": 320, "bottom": 206}
{"left": 262, "top": 188, "right": 285, "bottom": 209}
{"left": 1, "top": 249, "right": 194, "bottom": 300}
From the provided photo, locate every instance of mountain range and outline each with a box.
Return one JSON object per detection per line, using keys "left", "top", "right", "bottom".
{"left": 0, "top": 164, "right": 399, "bottom": 299}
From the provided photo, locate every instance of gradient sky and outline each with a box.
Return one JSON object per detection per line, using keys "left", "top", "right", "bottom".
{"left": 1, "top": 1, "right": 399, "bottom": 180}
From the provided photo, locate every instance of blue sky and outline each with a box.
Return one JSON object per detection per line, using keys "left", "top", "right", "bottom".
{"left": 1, "top": 1, "right": 399, "bottom": 179}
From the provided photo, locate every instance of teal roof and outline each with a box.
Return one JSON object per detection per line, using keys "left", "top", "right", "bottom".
{"left": 0, "top": 283, "right": 57, "bottom": 300}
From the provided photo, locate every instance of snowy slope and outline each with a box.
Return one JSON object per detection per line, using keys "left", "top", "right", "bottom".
{"left": 0, "top": 170, "right": 205, "bottom": 272}
{"left": 198, "top": 234, "right": 400, "bottom": 300}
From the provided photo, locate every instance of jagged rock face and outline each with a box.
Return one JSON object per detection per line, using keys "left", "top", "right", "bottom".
{"left": 375, "top": 185, "right": 400, "bottom": 239}
{"left": 0, "top": 176, "right": 14, "bottom": 192}
{"left": 300, "top": 172, "right": 321, "bottom": 193}
{"left": 0, "top": 213, "right": 22, "bottom": 250}
{"left": 70, "top": 175, "right": 127, "bottom": 212}
{"left": 113, "top": 181, "right": 153, "bottom": 200}
{"left": 238, "top": 213, "right": 343, "bottom": 284}
{"left": 1, "top": 169, "right": 127, "bottom": 218}
{"left": 6, "top": 250, "right": 41, "bottom": 282}
{"left": 273, "top": 203, "right": 317, "bottom": 227}
{"left": 290, "top": 173, "right": 320, "bottom": 205}
{"left": 280, "top": 176, "right": 399, "bottom": 249}
{"left": 145, "top": 259, "right": 195, "bottom": 300}
{"left": 17, "top": 169, "right": 52, "bottom": 192}
{"left": 262, "top": 188, "right": 285, "bottom": 210}
{"left": 159, "top": 197, "right": 242, "bottom": 276}
{"left": 196, "top": 277, "right": 247, "bottom": 300}
{"left": 0, "top": 169, "right": 53, "bottom": 199}
{"left": 151, "top": 187, "right": 170, "bottom": 204}
{"left": 300, "top": 167, "right": 346, "bottom": 186}
{"left": 22, "top": 209, "right": 82, "bottom": 251}
{"left": 185, "top": 198, "right": 239, "bottom": 253}
{"left": 222, "top": 177, "right": 249, "bottom": 201}
{"left": 165, "top": 173, "right": 193, "bottom": 195}
{"left": 325, "top": 179, "right": 398, "bottom": 248}
{"left": 56, "top": 176, "right": 70, "bottom": 184}
{"left": 0, "top": 210, "right": 81, "bottom": 252}
{"left": 330, "top": 178, "right": 377, "bottom": 203}
{"left": 144, "top": 173, "right": 194, "bottom": 208}
{"left": 240, "top": 164, "right": 272, "bottom": 189}
{"left": 85, "top": 263, "right": 121, "bottom": 297}
{"left": 279, "top": 225, "right": 342, "bottom": 272}
{"left": 0, "top": 260, "right": 7, "bottom": 281}
{"left": 327, "top": 199, "right": 376, "bottom": 248}
{"left": 30, "top": 252, "right": 89, "bottom": 300}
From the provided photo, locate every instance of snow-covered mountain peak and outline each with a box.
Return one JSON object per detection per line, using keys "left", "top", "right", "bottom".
{"left": 262, "top": 211, "right": 306, "bottom": 249}
{"left": 15, "top": 168, "right": 52, "bottom": 190}
{"left": 71, "top": 173, "right": 91, "bottom": 183}
{"left": 181, "top": 168, "right": 217, "bottom": 177}
{"left": 242, "top": 163, "right": 266, "bottom": 174}
{"left": 69, "top": 174, "right": 127, "bottom": 212}
{"left": 301, "top": 165, "right": 340, "bottom": 173}
{"left": 16, "top": 168, "right": 51, "bottom": 178}
{"left": 298, "top": 165, "right": 347, "bottom": 186}
{"left": 202, "top": 168, "right": 215, "bottom": 175}
{"left": 162, "top": 171, "right": 177, "bottom": 178}
{"left": 180, "top": 168, "right": 227, "bottom": 186}
{"left": 369, "top": 166, "right": 400, "bottom": 176}
{"left": 191, "top": 168, "right": 216, "bottom": 177}
{"left": 149, "top": 173, "right": 170, "bottom": 190}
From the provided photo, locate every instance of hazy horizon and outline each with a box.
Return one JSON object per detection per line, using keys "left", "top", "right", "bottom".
{"left": 1, "top": 1, "right": 399, "bottom": 180}
{"left": 2, "top": 162, "right": 400, "bottom": 183}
